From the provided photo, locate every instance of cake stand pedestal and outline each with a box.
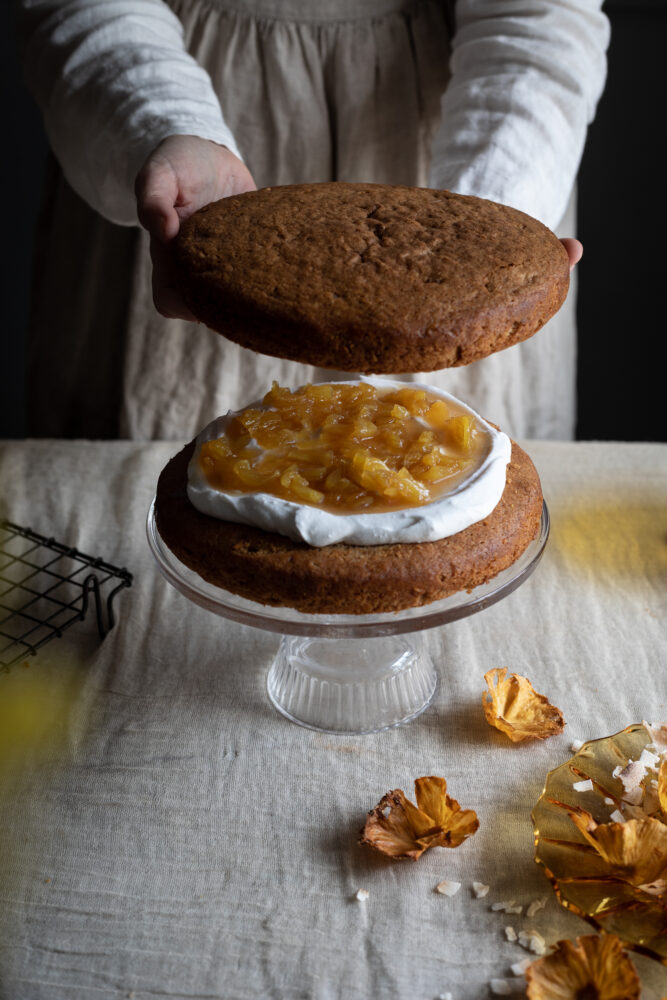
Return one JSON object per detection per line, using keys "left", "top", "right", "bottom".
{"left": 147, "top": 502, "right": 549, "bottom": 735}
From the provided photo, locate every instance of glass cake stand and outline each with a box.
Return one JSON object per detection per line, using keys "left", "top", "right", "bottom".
{"left": 146, "top": 501, "right": 549, "bottom": 735}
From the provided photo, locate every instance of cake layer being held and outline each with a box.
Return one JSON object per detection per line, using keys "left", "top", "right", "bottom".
{"left": 173, "top": 183, "right": 569, "bottom": 374}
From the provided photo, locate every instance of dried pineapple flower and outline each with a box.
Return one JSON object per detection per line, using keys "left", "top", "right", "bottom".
{"left": 566, "top": 803, "right": 667, "bottom": 892}
{"left": 525, "top": 934, "right": 640, "bottom": 1000}
{"left": 659, "top": 759, "right": 667, "bottom": 820}
{"left": 359, "top": 776, "right": 479, "bottom": 860}
{"left": 482, "top": 668, "right": 564, "bottom": 743}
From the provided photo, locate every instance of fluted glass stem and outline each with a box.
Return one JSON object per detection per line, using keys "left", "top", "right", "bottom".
{"left": 266, "top": 635, "right": 437, "bottom": 734}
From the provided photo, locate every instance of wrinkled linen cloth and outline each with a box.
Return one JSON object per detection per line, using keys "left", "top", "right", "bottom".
{"left": 20, "top": 0, "right": 608, "bottom": 442}
{"left": 0, "top": 438, "right": 665, "bottom": 999}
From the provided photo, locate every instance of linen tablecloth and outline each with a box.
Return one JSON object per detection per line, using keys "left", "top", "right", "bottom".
{"left": 0, "top": 440, "right": 665, "bottom": 999}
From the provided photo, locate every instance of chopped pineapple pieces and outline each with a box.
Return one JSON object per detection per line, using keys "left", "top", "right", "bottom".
{"left": 199, "top": 382, "right": 484, "bottom": 512}
{"left": 446, "top": 414, "right": 474, "bottom": 450}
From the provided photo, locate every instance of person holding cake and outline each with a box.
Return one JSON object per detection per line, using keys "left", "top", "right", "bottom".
{"left": 20, "top": 0, "right": 608, "bottom": 440}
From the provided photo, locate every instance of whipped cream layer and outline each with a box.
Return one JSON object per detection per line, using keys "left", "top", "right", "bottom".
{"left": 187, "top": 377, "right": 512, "bottom": 547}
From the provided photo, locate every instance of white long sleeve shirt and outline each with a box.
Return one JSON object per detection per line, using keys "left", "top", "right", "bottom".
{"left": 430, "top": 0, "right": 609, "bottom": 228}
{"left": 20, "top": 0, "right": 609, "bottom": 230}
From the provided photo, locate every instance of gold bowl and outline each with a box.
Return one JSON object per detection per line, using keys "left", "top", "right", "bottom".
{"left": 532, "top": 723, "right": 667, "bottom": 964}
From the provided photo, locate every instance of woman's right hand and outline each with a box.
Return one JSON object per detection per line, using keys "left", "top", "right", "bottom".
{"left": 559, "top": 238, "right": 583, "bottom": 271}
{"left": 135, "top": 135, "right": 256, "bottom": 319}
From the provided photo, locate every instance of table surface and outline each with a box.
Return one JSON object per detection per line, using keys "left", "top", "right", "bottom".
{"left": 0, "top": 439, "right": 665, "bottom": 1000}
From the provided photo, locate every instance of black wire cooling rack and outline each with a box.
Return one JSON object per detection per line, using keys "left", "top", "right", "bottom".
{"left": 0, "top": 520, "right": 133, "bottom": 674}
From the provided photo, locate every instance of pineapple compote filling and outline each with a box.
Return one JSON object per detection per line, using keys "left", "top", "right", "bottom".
{"left": 186, "top": 377, "right": 512, "bottom": 547}
{"left": 198, "top": 381, "right": 485, "bottom": 514}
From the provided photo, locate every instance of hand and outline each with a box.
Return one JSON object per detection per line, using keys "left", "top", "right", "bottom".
{"left": 135, "top": 135, "right": 256, "bottom": 319}
{"left": 560, "top": 238, "right": 583, "bottom": 271}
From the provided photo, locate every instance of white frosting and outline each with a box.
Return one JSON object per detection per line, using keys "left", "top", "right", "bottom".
{"left": 186, "top": 377, "right": 511, "bottom": 547}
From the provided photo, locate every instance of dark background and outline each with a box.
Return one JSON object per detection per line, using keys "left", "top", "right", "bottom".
{"left": 1, "top": 0, "right": 664, "bottom": 442}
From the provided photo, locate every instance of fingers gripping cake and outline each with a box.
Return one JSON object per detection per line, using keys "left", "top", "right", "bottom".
{"left": 155, "top": 378, "right": 543, "bottom": 615}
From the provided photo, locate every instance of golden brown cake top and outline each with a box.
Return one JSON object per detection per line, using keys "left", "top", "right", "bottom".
{"left": 173, "top": 182, "right": 570, "bottom": 374}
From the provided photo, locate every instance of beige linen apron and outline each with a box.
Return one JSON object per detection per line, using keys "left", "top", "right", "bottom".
{"left": 27, "top": 0, "right": 576, "bottom": 441}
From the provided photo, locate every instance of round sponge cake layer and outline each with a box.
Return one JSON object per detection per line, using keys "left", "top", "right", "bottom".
{"left": 173, "top": 182, "right": 569, "bottom": 374}
{"left": 155, "top": 440, "right": 543, "bottom": 615}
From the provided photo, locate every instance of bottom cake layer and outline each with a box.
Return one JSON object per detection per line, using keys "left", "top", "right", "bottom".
{"left": 155, "top": 440, "right": 543, "bottom": 615}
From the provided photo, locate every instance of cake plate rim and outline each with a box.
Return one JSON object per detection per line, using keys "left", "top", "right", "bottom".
{"left": 146, "top": 499, "right": 550, "bottom": 639}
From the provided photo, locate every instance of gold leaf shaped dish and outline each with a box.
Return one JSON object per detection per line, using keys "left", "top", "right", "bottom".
{"left": 532, "top": 723, "right": 667, "bottom": 965}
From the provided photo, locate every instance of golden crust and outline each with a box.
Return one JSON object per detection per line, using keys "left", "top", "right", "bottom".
{"left": 173, "top": 183, "right": 570, "bottom": 374}
{"left": 155, "top": 438, "right": 543, "bottom": 615}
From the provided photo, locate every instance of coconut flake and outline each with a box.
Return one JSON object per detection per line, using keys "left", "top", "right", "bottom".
{"left": 526, "top": 896, "right": 547, "bottom": 918}
{"left": 491, "top": 900, "right": 523, "bottom": 914}
{"left": 436, "top": 880, "right": 461, "bottom": 897}
{"left": 504, "top": 926, "right": 518, "bottom": 942}
{"left": 519, "top": 929, "right": 547, "bottom": 955}
{"left": 489, "top": 981, "right": 512, "bottom": 997}
{"left": 489, "top": 980, "right": 512, "bottom": 996}
{"left": 639, "top": 748, "right": 660, "bottom": 770}
{"left": 510, "top": 958, "right": 531, "bottom": 976}
{"left": 490, "top": 979, "right": 524, "bottom": 996}
{"left": 573, "top": 779, "right": 594, "bottom": 793}
{"left": 615, "top": 760, "right": 646, "bottom": 793}
{"left": 472, "top": 881, "right": 490, "bottom": 898}
{"left": 643, "top": 721, "right": 667, "bottom": 754}
{"left": 570, "top": 739, "right": 593, "bottom": 757}
{"left": 638, "top": 878, "right": 667, "bottom": 896}
{"left": 610, "top": 809, "right": 626, "bottom": 823}
{"left": 604, "top": 796, "right": 615, "bottom": 805}
{"left": 355, "top": 889, "right": 369, "bottom": 901}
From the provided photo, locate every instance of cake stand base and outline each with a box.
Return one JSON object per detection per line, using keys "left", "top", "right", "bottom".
{"left": 266, "top": 635, "right": 437, "bottom": 734}
{"left": 148, "top": 499, "right": 549, "bottom": 735}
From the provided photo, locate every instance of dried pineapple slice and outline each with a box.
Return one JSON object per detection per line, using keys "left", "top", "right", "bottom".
{"left": 360, "top": 776, "right": 479, "bottom": 860}
{"left": 525, "top": 935, "right": 640, "bottom": 1000}
{"left": 482, "top": 668, "right": 565, "bottom": 743}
